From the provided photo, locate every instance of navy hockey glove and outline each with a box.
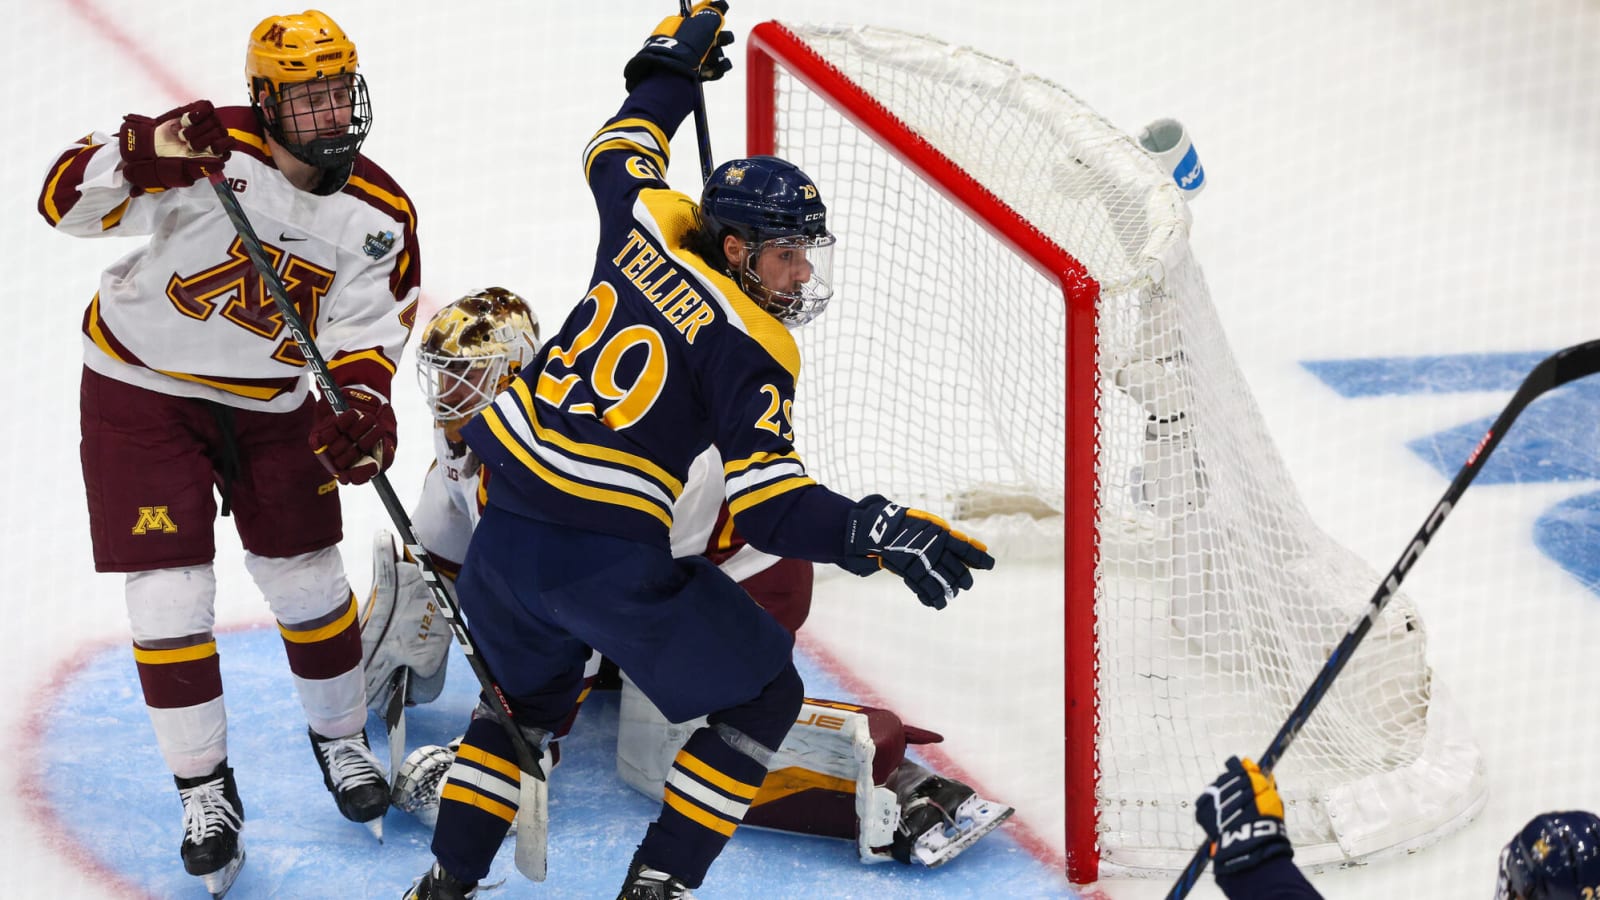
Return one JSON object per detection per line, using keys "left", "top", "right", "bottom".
{"left": 310, "top": 387, "right": 398, "bottom": 486}
{"left": 118, "top": 100, "right": 235, "bottom": 192}
{"left": 1196, "top": 756, "right": 1294, "bottom": 875}
{"left": 624, "top": 0, "right": 736, "bottom": 92}
{"left": 841, "top": 495, "right": 995, "bottom": 609}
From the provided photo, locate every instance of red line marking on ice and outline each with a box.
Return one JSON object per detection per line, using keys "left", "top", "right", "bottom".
{"left": 64, "top": 0, "right": 197, "bottom": 103}
{"left": 795, "top": 630, "right": 1071, "bottom": 878}
{"left": 16, "top": 635, "right": 163, "bottom": 900}
{"left": 16, "top": 622, "right": 272, "bottom": 899}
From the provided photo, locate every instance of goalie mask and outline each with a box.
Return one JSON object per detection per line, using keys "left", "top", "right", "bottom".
{"left": 415, "top": 287, "right": 542, "bottom": 424}
{"left": 1496, "top": 811, "right": 1600, "bottom": 900}
{"left": 246, "top": 9, "right": 372, "bottom": 172}
{"left": 701, "top": 156, "right": 836, "bottom": 327}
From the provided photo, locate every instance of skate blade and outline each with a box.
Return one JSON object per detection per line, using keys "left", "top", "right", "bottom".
{"left": 200, "top": 845, "right": 246, "bottom": 899}
{"left": 913, "top": 798, "right": 1015, "bottom": 868}
{"left": 364, "top": 815, "right": 385, "bottom": 842}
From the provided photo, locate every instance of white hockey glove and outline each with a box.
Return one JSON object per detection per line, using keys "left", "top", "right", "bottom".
{"left": 360, "top": 531, "right": 451, "bottom": 714}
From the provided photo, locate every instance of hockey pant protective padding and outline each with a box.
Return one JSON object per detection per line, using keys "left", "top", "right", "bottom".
{"left": 635, "top": 661, "right": 804, "bottom": 888}
{"left": 456, "top": 509, "right": 795, "bottom": 726}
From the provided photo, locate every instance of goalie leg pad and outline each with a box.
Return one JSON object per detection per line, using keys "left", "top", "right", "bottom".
{"left": 616, "top": 678, "right": 925, "bottom": 863}
{"left": 360, "top": 531, "right": 451, "bottom": 714}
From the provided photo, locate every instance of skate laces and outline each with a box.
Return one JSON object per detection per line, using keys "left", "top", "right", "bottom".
{"left": 179, "top": 777, "right": 242, "bottom": 844}
{"left": 317, "top": 734, "right": 385, "bottom": 789}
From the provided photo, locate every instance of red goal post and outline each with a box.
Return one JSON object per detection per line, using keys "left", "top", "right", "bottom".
{"left": 748, "top": 20, "right": 1105, "bottom": 881}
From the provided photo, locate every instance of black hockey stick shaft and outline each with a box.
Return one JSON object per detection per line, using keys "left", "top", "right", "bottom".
{"left": 683, "top": 0, "right": 714, "bottom": 181}
{"left": 1165, "top": 338, "right": 1600, "bottom": 900}
{"left": 206, "top": 173, "right": 550, "bottom": 878}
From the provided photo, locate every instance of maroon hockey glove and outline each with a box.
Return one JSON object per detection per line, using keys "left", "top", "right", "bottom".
{"left": 841, "top": 495, "right": 995, "bottom": 609}
{"left": 1196, "top": 756, "right": 1295, "bottom": 875}
{"left": 310, "top": 388, "right": 397, "bottom": 486}
{"left": 118, "top": 100, "right": 235, "bottom": 192}
{"left": 623, "top": 0, "right": 735, "bottom": 91}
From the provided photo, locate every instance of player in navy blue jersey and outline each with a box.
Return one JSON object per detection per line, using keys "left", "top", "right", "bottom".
{"left": 402, "top": 3, "right": 993, "bottom": 899}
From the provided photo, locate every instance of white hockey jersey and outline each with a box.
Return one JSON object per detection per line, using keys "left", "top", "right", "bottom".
{"left": 40, "top": 105, "right": 420, "bottom": 412}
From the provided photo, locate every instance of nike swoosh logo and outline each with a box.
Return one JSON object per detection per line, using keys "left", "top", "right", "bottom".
{"left": 279, "top": 233, "right": 307, "bottom": 242}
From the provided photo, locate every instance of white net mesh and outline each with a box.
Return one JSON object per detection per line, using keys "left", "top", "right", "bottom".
{"left": 757, "top": 22, "right": 1485, "bottom": 876}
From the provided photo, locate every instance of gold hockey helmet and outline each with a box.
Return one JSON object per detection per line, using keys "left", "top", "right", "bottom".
{"left": 245, "top": 10, "right": 370, "bottom": 170}
{"left": 415, "top": 288, "right": 542, "bottom": 424}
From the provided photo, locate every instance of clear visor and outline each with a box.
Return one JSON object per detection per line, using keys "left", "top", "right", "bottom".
{"left": 415, "top": 349, "right": 509, "bottom": 423}
{"left": 741, "top": 233, "right": 837, "bottom": 328}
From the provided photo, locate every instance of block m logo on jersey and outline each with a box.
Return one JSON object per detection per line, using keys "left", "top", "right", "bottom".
{"left": 165, "top": 235, "right": 334, "bottom": 366}
{"left": 131, "top": 506, "right": 178, "bottom": 535}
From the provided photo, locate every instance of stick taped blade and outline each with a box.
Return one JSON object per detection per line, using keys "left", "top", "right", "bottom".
{"left": 513, "top": 771, "right": 548, "bottom": 881}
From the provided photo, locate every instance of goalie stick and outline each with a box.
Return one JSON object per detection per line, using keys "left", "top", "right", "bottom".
{"left": 205, "top": 172, "right": 550, "bottom": 883}
{"left": 1165, "top": 337, "right": 1600, "bottom": 900}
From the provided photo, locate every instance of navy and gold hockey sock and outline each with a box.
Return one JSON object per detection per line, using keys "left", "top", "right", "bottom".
{"left": 430, "top": 716, "right": 520, "bottom": 884}
{"left": 636, "top": 725, "right": 768, "bottom": 888}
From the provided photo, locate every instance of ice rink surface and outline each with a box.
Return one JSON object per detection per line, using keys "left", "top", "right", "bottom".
{"left": 7, "top": 1, "right": 1600, "bottom": 897}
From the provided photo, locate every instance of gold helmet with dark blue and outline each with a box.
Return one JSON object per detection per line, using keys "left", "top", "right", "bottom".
{"left": 415, "top": 288, "right": 542, "bottom": 425}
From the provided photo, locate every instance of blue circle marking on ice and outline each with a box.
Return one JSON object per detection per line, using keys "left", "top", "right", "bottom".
{"left": 35, "top": 626, "right": 1073, "bottom": 898}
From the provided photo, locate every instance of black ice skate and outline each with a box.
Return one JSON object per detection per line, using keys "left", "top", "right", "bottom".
{"left": 174, "top": 761, "right": 246, "bottom": 899}
{"left": 309, "top": 726, "right": 389, "bottom": 839}
{"left": 403, "top": 862, "right": 478, "bottom": 899}
{"left": 890, "top": 770, "right": 1015, "bottom": 868}
{"left": 616, "top": 856, "right": 695, "bottom": 899}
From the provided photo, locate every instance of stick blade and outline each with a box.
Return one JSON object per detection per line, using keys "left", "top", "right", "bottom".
{"left": 382, "top": 667, "right": 409, "bottom": 792}
{"left": 513, "top": 771, "right": 548, "bottom": 881}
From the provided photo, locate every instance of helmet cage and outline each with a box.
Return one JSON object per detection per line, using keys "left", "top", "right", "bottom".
{"left": 413, "top": 288, "right": 541, "bottom": 424}
{"left": 252, "top": 72, "right": 372, "bottom": 171}
{"left": 415, "top": 348, "right": 513, "bottom": 424}
{"left": 245, "top": 10, "right": 370, "bottom": 170}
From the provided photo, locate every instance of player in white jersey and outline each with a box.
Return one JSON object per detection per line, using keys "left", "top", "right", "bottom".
{"left": 364, "top": 290, "right": 1012, "bottom": 885}
{"left": 39, "top": 10, "right": 418, "bottom": 897}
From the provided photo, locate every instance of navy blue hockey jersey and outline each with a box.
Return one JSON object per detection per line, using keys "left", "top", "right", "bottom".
{"left": 462, "top": 74, "right": 857, "bottom": 564}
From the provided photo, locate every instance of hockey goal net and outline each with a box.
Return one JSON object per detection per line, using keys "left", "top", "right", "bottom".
{"left": 747, "top": 22, "right": 1485, "bottom": 883}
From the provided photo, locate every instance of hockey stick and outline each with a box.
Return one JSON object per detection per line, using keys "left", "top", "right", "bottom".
{"left": 1165, "top": 338, "right": 1600, "bottom": 900}
{"left": 205, "top": 172, "right": 550, "bottom": 882}
{"left": 683, "top": 0, "right": 714, "bottom": 180}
